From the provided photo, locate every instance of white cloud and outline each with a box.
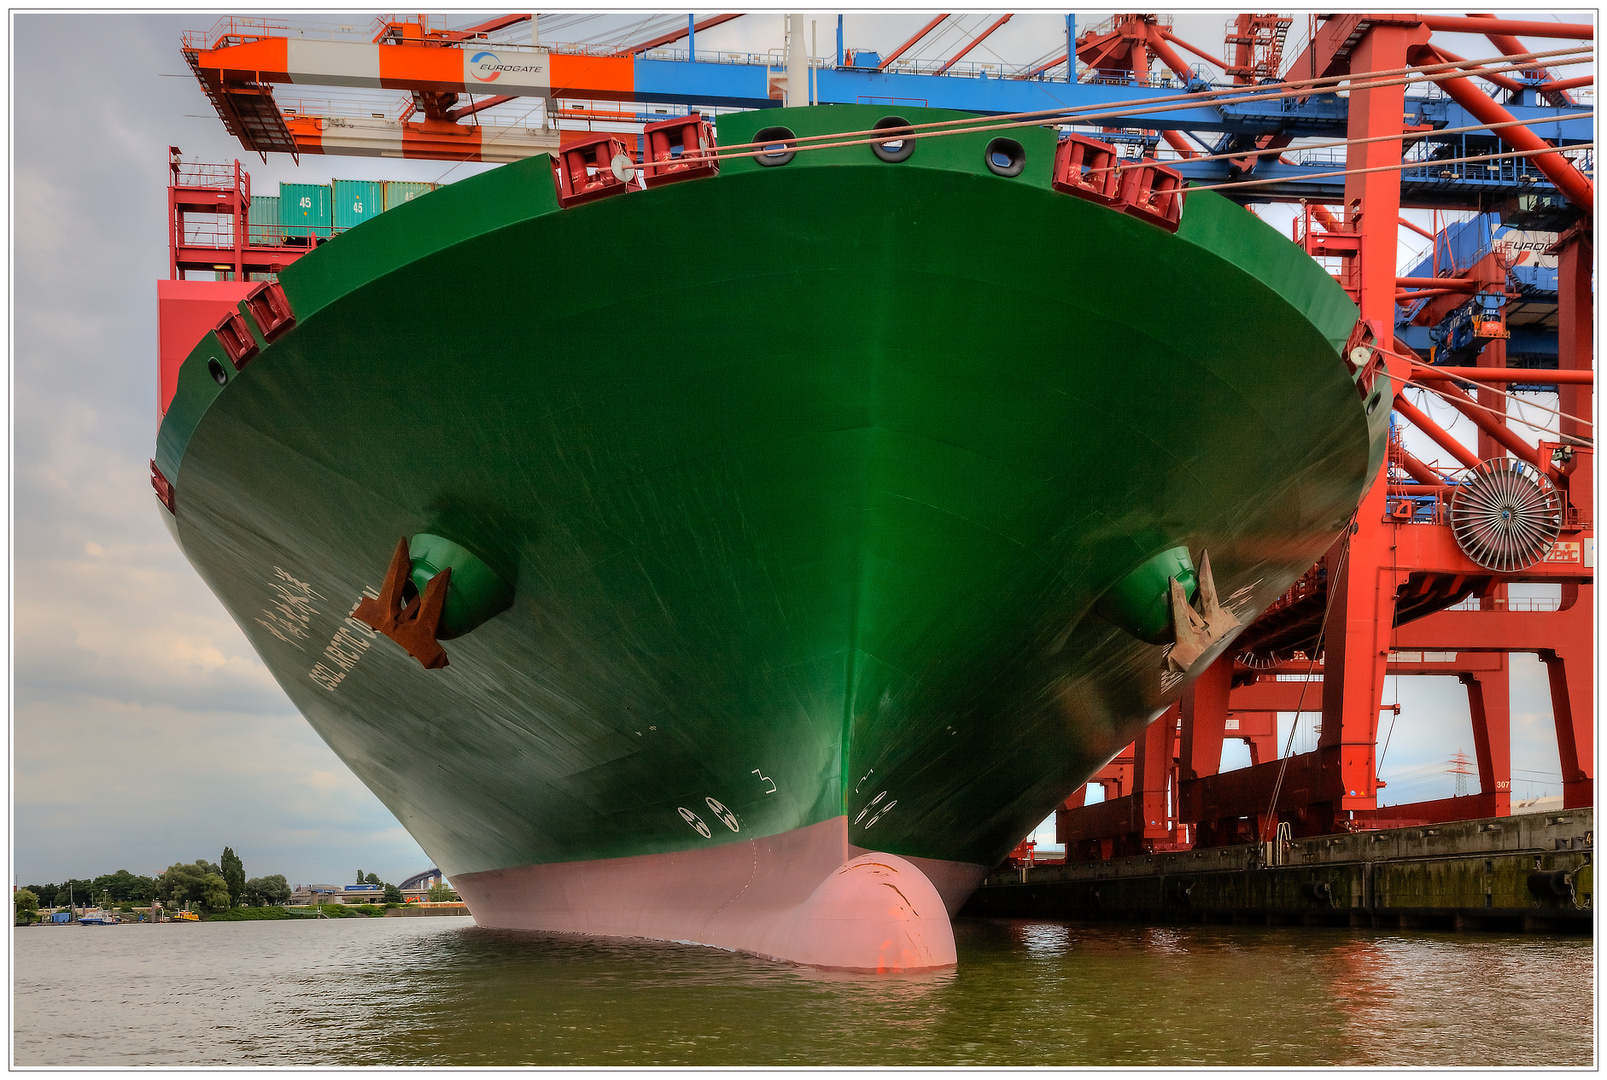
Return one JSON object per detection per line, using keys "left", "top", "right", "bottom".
{"left": 14, "top": 695, "right": 428, "bottom": 885}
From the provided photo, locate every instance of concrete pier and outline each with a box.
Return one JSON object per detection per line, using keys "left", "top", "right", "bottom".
{"left": 963, "top": 810, "right": 1592, "bottom": 933}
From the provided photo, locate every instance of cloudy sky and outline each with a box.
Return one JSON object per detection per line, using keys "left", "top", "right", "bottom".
{"left": 11, "top": 10, "right": 1579, "bottom": 887}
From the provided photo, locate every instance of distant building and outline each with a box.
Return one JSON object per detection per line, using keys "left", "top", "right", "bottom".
{"left": 289, "top": 882, "right": 388, "bottom": 905}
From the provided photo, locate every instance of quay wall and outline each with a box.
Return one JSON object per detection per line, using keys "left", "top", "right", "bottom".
{"left": 962, "top": 810, "right": 1593, "bottom": 933}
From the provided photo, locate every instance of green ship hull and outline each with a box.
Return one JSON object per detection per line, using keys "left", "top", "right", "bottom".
{"left": 155, "top": 106, "right": 1383, "bottom": 969}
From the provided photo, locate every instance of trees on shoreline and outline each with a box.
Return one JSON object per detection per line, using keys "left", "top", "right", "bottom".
{"left": 21, "top": 849, "right": 413, "bottom": 915}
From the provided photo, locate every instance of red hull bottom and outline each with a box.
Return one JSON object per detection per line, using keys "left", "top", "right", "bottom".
{"left": 453, "top": 818, "right": 987, "bottom": 972}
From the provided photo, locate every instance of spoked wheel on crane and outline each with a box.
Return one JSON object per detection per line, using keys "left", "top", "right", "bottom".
{"left": 1448, "top": 458, "right": 1564, "bottom": 573}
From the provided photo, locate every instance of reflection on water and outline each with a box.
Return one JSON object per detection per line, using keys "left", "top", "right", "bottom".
{"left": 13, "top": 916, "right": 1592, "bottom": 1066}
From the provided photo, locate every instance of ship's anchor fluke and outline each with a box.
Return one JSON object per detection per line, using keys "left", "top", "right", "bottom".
{"left": 1165, "top": 551, "right": 1240, "bottom": 674}
{"left": 352, "top": 537, "right": 452, "bottom": 670}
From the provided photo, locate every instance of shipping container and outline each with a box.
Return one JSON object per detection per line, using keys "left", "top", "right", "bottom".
{"left": 279, "top": 182, "right": 331, "bottom": 240}
{"left": 332, "top": 179, "right": 386, "bottom": 231}
{"left": 248, "top": 195, "right": 280, "bottom": 246}
{"left": 384, "top": 180, "right": 438, "bottom": 210}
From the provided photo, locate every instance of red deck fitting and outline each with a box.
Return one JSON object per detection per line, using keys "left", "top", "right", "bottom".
{"left": 642, "top": 114, "right": 718, "bottom": 188}
{"left": 1050, "top": 133, "right": 1122, "bottom": 206}
{"left": 1116, "top": 158, "right": 1185, "bottom": 232}
{"left": 552, "top": 134, "right": 644, "bottom": 208}
{"left": 243, "top": 280, "right": 295, "bottom": 342}
{"left": 149, "top": 460, "right": 176, "bottom": 515}
{"left": 214, "top": 309, "right": 259, "bottom": 370}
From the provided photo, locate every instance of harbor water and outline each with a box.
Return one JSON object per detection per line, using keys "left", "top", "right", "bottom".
{"left": 13, "top": 915, "right": 1592, "bottom": 1067}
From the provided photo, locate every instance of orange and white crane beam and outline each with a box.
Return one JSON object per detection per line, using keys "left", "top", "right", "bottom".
{"left": 281, "top": 114, "right": 558, "bottom": 162}
{"left": 193, "top": 37, "right": 635, "bottom": 101}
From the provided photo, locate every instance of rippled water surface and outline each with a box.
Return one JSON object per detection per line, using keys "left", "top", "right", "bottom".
{"left": 13, "top": 916, "right": 1592, "bottom": 1066}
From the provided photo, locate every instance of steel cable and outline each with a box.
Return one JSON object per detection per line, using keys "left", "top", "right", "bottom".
{"left": 698, "top": 45, "right": 1590, "bottom": 158}
{"left": 1261, "top": 521, "right": 1354, "bottom": 845}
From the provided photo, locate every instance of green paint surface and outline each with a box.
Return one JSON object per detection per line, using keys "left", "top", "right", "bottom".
{"left": 157, "top": 107, "right": 1379, "bottom": 877}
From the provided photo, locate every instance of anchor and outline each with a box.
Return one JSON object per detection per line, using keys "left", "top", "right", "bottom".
{"left": 1165, "top": 551, "right": 1240, "bottom": 674}
{"left": 352, "top": 537, "right": 452, "bottom": 670}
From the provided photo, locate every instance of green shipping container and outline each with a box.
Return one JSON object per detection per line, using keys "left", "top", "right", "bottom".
{"left": 384, "top": 180, "right": 438, "bottom": 210}
{"left": 248, "top": 195, "right": 280, "bottom": 246}
{"left": 333, "top": 179, "right": 386, "bottom": 231}
{"left": 280, "top": 182, "right": 331, "bottom": 240}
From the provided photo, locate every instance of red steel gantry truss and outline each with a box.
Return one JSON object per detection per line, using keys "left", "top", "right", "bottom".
{"left": 1054, "top": 12, "right": 1594, "bottom": 860}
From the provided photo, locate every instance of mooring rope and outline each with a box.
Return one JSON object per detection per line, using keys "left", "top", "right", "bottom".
{"left": 699, "top": 44, "right": 1591, "bottom": 159}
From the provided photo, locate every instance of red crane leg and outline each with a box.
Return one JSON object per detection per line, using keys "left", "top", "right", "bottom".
{"left": 1134, "top": 705, "right": 1175, "bottom": 843}
{"left": 1461, "top": 661, "right": 1511, "bottom": 817}
{"left": 1555, "top": 228, "right": 1593, "bottom": 446}
{"left": 1180, "top": 655, "right": 1232, "bottom": 782}
{"left": 1542, "top": 593, "right": 1594, "bottom": 809}
{"left": 1551, "top": 228, "right": 1593, "bottom": 545}
{"left": 1316, "top": 490, "right": 1402, "bottom": 829}
{"left": 1342, "top": 24, "right": 1424, "bottom": 324}
{"left": 1318, "top": 23, "right": 1413, "bottom": 832}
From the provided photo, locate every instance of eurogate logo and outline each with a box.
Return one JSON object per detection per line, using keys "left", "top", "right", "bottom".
{"left": 469, "top": 51, "right": 547, "bottom": 83}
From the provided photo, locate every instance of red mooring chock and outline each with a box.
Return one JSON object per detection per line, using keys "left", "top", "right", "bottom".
{"left": 214, "top": 308, "right": 260, "bottom": 370}
{"left": 243, "top": 280, "right": 295, "bottom": 343}
{"left": 1117, "top": 158, "right": 1185, "bottom": 233}
{"left": 352, "top": 537, "right": 452, "bottom": 670}
{"left": 552, "top": 134, "right": 644, "bottom": 208}
{"left": 1051, "top": 133, "right": 1122, "bottom": 206}
{"left": 642, "top": 114, "right": 718, "bottom": 188}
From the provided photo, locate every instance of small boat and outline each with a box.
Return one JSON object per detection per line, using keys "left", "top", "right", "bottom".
{"left": 77, "top": 909, "right": 119, "bottom": 925}
{"left": 173, "top": 910, "right": 200, "bottom": 922}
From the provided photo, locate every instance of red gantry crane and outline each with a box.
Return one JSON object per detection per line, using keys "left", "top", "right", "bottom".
{"left": 1049, "top": 12, "right": 1594, "bottom": 857}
